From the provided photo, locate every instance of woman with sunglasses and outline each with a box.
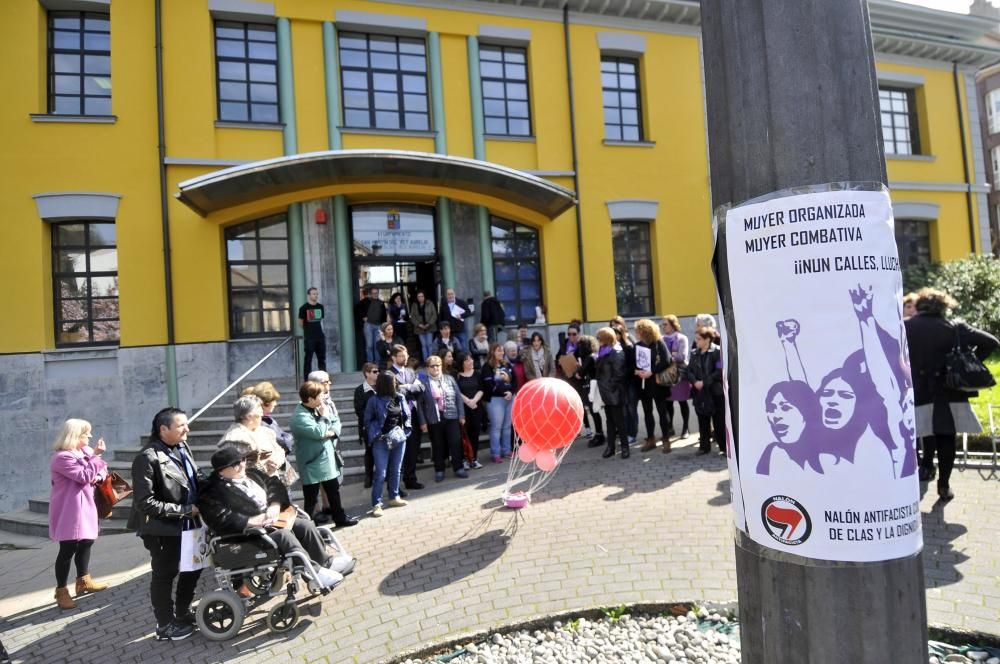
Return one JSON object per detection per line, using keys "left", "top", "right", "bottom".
{"left": 363, "top": 372, "right": 412, "bottom": 516}
{"left": 353, "top": 363, "right": 380, "bottom": 488}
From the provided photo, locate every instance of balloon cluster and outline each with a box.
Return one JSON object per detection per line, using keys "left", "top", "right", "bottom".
{"left": 511, "top": 378, "right": 585, "bottom": 472}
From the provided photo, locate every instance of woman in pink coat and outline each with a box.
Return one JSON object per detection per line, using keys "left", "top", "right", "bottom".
{"left": 49, "top": 418, "right": 110, "bottom": 609}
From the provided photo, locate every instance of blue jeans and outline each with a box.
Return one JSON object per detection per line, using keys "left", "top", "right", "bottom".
{"left": 625, "top": 382, "right": 639, "bottom": 438}
{"left": 418, "top": 332, "right": 434, "bottom": 362}
{"left": 454, "top": 331, "right": 467, "bottom": 352}
{"left": 371, "top": 439, "right": 405, "bottom": 507}
{"left": 486, "top": 397, "right": 513, "bottom": 457}
{"left": 364, "top": 322, "right": 381, "bottom": 363}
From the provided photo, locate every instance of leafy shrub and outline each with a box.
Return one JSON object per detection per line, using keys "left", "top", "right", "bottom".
{"left": 903, "top": 254, "right": 1000, "bottom": 338}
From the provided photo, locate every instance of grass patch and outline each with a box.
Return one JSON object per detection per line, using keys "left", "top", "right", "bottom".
{"left": 968, "top": 352, "right": 1000, "bottom": 429}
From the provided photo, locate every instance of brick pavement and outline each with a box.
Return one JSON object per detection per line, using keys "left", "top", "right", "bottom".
{"left": 1, "top": 440, "right": 997, "bottom": 663}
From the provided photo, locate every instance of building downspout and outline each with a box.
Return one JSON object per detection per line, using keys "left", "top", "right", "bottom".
{"left": 563, "top": 3, "right": 588, "bottom": 322}
{"left": 953, "top": 62, "right": 978, "bottom": 252}
{"left": 154, "top": 0, "right": 179, "bottom": 407}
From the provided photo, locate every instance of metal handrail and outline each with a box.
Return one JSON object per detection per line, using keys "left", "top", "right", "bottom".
{"left": 188, "top": 335, "right": 299, "bottom": 424}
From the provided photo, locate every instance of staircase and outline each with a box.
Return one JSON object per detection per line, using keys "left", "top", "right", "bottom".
{"left": 0, "top": 372, "right": 443, "bottom": 538}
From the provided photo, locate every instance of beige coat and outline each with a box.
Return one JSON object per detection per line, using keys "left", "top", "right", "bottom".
{"left": 218, "top": 422, "right": 298, "bottom": 486}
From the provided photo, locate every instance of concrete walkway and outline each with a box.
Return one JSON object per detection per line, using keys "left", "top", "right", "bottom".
{"left": 1, "top": 438, "right": 996, "bottom": 663}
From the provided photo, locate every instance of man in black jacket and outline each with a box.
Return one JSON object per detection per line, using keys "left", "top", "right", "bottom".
{"left": 128, "top": 407, "right": 204, "bottom": 641}
{"left": 356, "top": 287, "right": 388, "bottom": 364}
{"left": 480, "top": 291, "right": 506, "bottom": 343}
{"left": 197, "top": 448, "right": 344, "bottom": 588}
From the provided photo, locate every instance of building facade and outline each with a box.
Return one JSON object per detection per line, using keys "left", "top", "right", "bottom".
{"left": 1, "top": 0, "right": 998, "bottom": 512}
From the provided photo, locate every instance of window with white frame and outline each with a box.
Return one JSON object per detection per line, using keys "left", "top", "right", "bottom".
{"left": 988, "top": 89, "right": 1000, "bottom": 135}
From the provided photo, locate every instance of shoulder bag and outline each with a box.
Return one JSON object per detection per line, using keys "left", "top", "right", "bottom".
{"left": 944, "top": 325, "right": 995, "bottom": 392}
{"left": 654, "top": 342, "right": 678, "bottom": 387}
{"left": 94, "top": 472, "right": 133, "bottom": 519}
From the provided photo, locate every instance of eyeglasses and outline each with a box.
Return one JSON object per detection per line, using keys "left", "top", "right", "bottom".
{"left": 366, "top": 369, "right": 378, "bottom": 374}
{"left": 567, "top": 332, "right": 578, "bottom": 337}
{"left": 427, "top": 363, "right": 442, "bottom": 368}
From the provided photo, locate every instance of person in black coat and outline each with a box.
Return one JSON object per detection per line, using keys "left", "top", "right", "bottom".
{"left": 687, "top": 329, "right": 726, "bottom": 456}
{"left": 574, "top": 336, "right": 605, "bottom": 449}
{"left": 904, "top": 288, "right": 999, "bottom": 500}
{"left": 595, "top": 327, "right": 630, "bottom": 459}
{"left": 197, "top": 448, "right": 342, "bottom": 587}
{"left": 633, "top": 319, "right": 674, "bottom": 452}
{"left": 480, "top": 291, "right": 507, "bottom": 343}
{"left": 353, "top": 363, "right": 379, "bottom": 488}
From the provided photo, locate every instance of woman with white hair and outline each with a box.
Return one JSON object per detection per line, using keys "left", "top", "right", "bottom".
{"left": 218, "top": 394, "right": 297, "bottom": 487}
{"left": 49, "top": 418, "right": 109, "bottom": 609}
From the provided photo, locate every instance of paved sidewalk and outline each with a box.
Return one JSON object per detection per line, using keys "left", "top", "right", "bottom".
{"left": 1, "top": 439, "right": 997, "bottom": 663}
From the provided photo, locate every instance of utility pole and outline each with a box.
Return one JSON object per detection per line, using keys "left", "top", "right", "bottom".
{"left": 700, "top": 2, "right": 928, "bottom": 662}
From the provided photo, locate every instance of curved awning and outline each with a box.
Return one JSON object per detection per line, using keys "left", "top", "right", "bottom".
{"left": 175, "top": 149, "right": 577, "bottom": 220}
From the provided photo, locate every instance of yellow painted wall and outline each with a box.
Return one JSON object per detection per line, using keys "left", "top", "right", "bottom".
{"left": 0, "top": 0, "right": 985, "bottom": 355}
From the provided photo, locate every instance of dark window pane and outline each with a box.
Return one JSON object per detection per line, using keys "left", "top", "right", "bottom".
{"left": 878, "top": 86, "right": 921, "bottom": 155}
{"left": 60, "top": 298, "right": 88, "bottom": 321}
{"left": 258, "top": 239, "right": 288, "bottom": 260}
{"left": 52, "top": 221, "right": 119, "bottom": 346}
{"left": 260, "top": 264, "right": 288, "bottom": 286}
{"left": 60, "top": 323, "right": 91, "bottom": 345}
{"left": 91, "top": 297, "right": 119, "bottom": 319}
{"left": 92, "top": 320, "right": 120, "bottom": 343}
{"left": 226, "top": 214, "right": 291, "bottom": 337}
{"left": 230, "top": 265, "right": 258, "bottom": 287}
{"left": 56, "top": 249, "right": 87, "bottom": 272}
{"left": 58, "top": 277, "right": 88, "bottom": 298}
{"left": 491, "top": 217, "right": 542, "bottom": 324}
{"left": 612, "top": 221, "right": 653, "bottom": 315}
{"left": 262, "top": 309, "right": 291, "bottom": 333}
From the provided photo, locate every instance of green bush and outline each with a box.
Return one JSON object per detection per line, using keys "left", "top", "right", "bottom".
{"left": 903, "top": 254, "right": 1000, "bottom": 338}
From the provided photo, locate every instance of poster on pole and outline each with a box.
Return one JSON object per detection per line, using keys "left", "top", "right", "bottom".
{"left": 718, "top": 185, "right": 921, "bottom": 563}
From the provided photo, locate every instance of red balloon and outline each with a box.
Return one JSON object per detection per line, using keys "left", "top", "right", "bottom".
{"left": 511, "top": 377, "right": 584, "bottom": 450}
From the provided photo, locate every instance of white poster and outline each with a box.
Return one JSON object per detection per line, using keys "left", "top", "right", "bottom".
{"left": 635, "top": 345, "right": 652, "bottom": 372}
{"left": 721, "top": 187, "right": 921, "bottom": 563}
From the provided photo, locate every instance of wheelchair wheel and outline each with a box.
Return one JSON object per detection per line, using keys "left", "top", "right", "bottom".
{"left": 196, "top": 590, "right": 246, "bottom": 641}
{"left": 245, "top": 570, "right": 276, "bottom": 596}
{"left": 266, "top": 601, "right": 300, "bottom": 634}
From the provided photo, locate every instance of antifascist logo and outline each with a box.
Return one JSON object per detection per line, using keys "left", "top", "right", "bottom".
{"left": 761, "top": 496, "right": 812, "bottom": 546}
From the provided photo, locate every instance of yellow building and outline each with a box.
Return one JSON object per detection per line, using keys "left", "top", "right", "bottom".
{"left": 0, "top": 0, "right": 997, "bottom": 509}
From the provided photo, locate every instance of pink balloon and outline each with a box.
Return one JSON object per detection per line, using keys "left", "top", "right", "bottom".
{"left": 518, "top": 442, "right": 538, "bottom": 463}
{"left": 534, "top": 449, "right": 557, "bottom": 472}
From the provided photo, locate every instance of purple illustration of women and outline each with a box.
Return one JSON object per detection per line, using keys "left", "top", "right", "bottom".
{"left": 756, "top": 381, "right": 827, "bottom": 474}
{"left": 758, "top": 285, "right": 916, "bottom": 478}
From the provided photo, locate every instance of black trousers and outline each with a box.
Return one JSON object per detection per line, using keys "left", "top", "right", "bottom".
{"left": 302, "top": 479, "right": 348, "bottom": 525}
{"left": 696, "top": 393, "right": 726, "bottom": 452}
{"left": 268, "top": 516, "right": 329, "bottom": 567}
{"left": 55, "top": 539, "right": 93, "bottom": 587}
{"left": 604, "top": 404, "right": 628, "bottom": 452}
{"left": 921, "top": 434, "right": 957, "bottom": 487}
{"left": 639, "top": 387, "right": 670, "bottom": 439}
{"left": 429, "top": 419, "right": 463, "bottom": 472}
{"left": 665, "top": 399, "right": 690, "bottom": 432}
{"left": 142, "top": 535, "right": 203, "bottom": 627}
{"left": 303, "top": 336, "right": 326, "bottom": 374}
{"left": 402, "top": 411, "right": 423, "bottom": 485}
{"left": 464, "top": 406, "right": 484, "bottom": 458}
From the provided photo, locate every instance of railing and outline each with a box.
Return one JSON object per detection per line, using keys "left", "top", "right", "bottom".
{"left": 188, "top": 335, "right": 300, "bottom": 425}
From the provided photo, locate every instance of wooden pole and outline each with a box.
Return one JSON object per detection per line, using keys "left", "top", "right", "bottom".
{"left": 699, "top": 1, "right": 928, "bottom": 661}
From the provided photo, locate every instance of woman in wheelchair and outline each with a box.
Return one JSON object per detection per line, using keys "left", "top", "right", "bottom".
{"left": 197, "top": 447, "right": 352, "bottom": 591}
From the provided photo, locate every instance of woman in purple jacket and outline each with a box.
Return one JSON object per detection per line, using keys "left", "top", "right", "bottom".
{"left": 49, "top": 419, "right": 110, "bottom": 609}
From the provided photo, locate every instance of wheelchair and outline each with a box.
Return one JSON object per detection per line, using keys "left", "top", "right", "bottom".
{"left": 195, "top": 514, "right": 355, "bottom": 641}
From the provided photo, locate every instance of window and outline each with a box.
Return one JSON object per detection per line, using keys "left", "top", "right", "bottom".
{"left": 52, "top": 222, "right": 118, "bottom": 346}
{"left": 215, "top": 21, "right": 279, "bottom": 123}
{"left": 612, "top": 221, "right": 654, "bottom": 316}
{"left": 879, "top": 87, "right": 920, "bottom": 155}
{"left": 491, "top": 218, "right": 541, "bottom": 324}
{"left": 992, "top": 145, "right": 1000, "bottom": 179}
{"left": 351, "top": 205, "right": 436, "bottom": 257}
{"left": 339, "top": 32, "right": 429, "bottom": 131}
{"left": 987, "top": 89, "right": 1000, "bottom": 135}
{"left": 601, "top": 56, "right": 642, "bottom": 141}
{"left": 226, "top": 214, "right": 291, "bottom": 336}
{"left": 47, "top": 12, "right": 111, "bottom": 116}
{"left": 480, "top": 44, "right": 531, "bottom": 136}
{"left": 894, "top": 219, "right": 931, "bottom": 272}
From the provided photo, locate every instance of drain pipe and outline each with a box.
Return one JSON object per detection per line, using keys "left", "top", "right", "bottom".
{"left": 155, "top": 0, "right": 180, "bottom": 407}
{"left": 953, "top": 62, "right": 978, "bottom": 253}
{"left": 563, "top": 3, "right": 588, "bottom": 323}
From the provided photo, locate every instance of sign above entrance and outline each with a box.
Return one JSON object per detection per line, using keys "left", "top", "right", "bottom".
{"left": 352, "top": 205, "right": 435, "bottom": 258}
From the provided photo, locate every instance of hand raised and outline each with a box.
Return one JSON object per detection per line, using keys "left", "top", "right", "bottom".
{"left": 94, "top": 438, "right": 107, "bottom": 456}
{"left": 775, "top": 319, "right": 800, "bottom": 343}
{"left": 849, "top": 284, "right": 874, "bottom": 319}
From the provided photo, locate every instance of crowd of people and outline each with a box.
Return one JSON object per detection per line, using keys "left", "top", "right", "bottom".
{"left": 45, "top": 283, "right": 996, "bottom": 642}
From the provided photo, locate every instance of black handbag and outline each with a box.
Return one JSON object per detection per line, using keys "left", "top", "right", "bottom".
{"left": 944, "top": 326, "right": 996, "bottom": 392}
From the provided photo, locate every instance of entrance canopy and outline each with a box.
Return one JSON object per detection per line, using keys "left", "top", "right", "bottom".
{"left": 175, "top": 149, "right": 577, "bottom": 220}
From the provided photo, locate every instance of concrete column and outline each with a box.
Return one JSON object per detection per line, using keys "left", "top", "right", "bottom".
{"left": 428, "top": 32, "right": 456, "bottom": 289}
{"left": 277, "top": 17, "right": 306, "bottom": 359}
{"left": 333, "top": 195, "right": 356, "bottom": 371}
{"left": 700, "top": 1, "right": 927, "bottom": 662}
{"left": 467, "top": 36, "right": 495, "bottom": 295}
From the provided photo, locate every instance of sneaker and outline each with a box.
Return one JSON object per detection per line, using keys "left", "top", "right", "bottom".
{"left": 398, "top": 489, "right": 408, "bottom": 498}
{"left": 156, "top": 621, "right": 195, "bottom": 641}
{"left": 371, "top": 504, "right": 384, "bottom": 517}
{"left": 455, "top": 468, "right": 469, "bottom": 478}
{"left": 583, "top": 427, "right": 594, "bottom": 438}
{"left": 471, "top": 459, "right": 484, "bottom": 469}
{"left": 627, "top": 436, "right": 637, "bottom": 445}
{"left": 175, "top": 612, "right": 196, "bottom": 628}
{"left": 462, "top": 460, "right": 471, "bottom": 470}
{"left": 327, "top": 554, "right": 357, "bottom": 576}
{"left": 492, "top": 455, "right": 503, "bottom": 464}
{"left": 315, "top": 566, "right": 343, "bottom": 589}
{"left": 502, "top": 451, "right": 513, "bottom": 459}
{"left": 387, "top": 497, "right": 408, "bottom": 507}
{"left": 434, "top": 471, "right": 445, "bottom": 482}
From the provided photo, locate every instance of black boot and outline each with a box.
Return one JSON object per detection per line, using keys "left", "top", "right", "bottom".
{"left": 602, "top": 445, "right": 615, "bottom": 459}
{"left": 937, "top": 482, "right": 954, "bottom": 502}
{"left": 620, "top": 443, "right": 630, "bottom": 459}
{"left": 588, "top": 434, "right": 606, "bottom": 448}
